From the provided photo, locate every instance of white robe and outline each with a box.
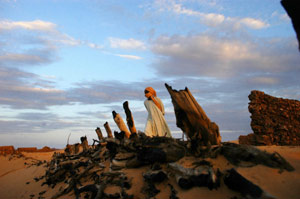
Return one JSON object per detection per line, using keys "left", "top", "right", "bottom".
{"left": 144, "top": 97, "right": 172, "bottom": 137}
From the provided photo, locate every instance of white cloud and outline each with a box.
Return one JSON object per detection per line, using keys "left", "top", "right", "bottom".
{"left": 0, "top": 19, "right": 102, "bottom": 49}
{"left": 151, "top": 34, "right": 300, "bottom": 78}
{"left": 279, "top": 13, "right": 290, "bottom": 22}
{"left": 155, "top": 0, "right": 268, "bottom": 29}
{"left": 108, "top": 37, "right": 146, "bottom": 50}
{"left": 201, "top": 13, "right": 225, "bottom": 26}
{"left": 87, "top": 42, "right": 104, "bottom": 49}
{"left": 55, "top": 33, "right": 81, "bottom": 46}
{"left": 0, "top": 20, "right": 56, "bottom": 32}
{"left": 0, "top": 53, "right": 49, "bottom": 64}
{"left": 271, "top": 11, "right": 290, "bottom": 22}
{"left": 172, "top": 2, "right": 200, "bottom": 16}
{"left": 239, "top": 17, "right": 269, "bottom": 29}
{"left": 0, "top": 67, "right": 68, "bottom": 109}
{"left": 249, "top": 77, "right": 279, "bottom": 85}
{"left": 166, "top": 1, "right": 225, "bottom": 26}
{"left": 115, "top": 54, "right": 142, "bottom": 60}
{"left": 0, "top": 19, "right": 102, "bottom": 67}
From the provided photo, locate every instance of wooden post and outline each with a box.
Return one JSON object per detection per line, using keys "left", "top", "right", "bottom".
{"left": 112, "top": 111, "right": 131, "bottom": 138}
{"left": 123, "top": 101, "right": 137, "bottom": 134}
{"left": 80, "top": 136, "right": 89, "bottom": 151}
{"left": 104, "top": 122, "right": 113, "bottom": 138}
{"left": 95, "top": 127, "right": 104, "bottom": 141}
{"left": 165, "top": 83, "right": 221, "bottom": 146}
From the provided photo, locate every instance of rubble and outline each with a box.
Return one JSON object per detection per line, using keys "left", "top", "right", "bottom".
{"left": 36, "top": 134, "right": 294, "bottom": 199}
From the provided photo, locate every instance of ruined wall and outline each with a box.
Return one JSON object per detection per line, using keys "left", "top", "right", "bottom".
{"left": 37, "top": 146, "right": 54, "bottom": 152}
{"left": 239, "top": 90, "right": 300, "bottom": 145}
{"left": 0, "top": 146, "right": 16, "bottom": 155}
{"left": 17, "top": 147, "right": 38, "bottom": 153}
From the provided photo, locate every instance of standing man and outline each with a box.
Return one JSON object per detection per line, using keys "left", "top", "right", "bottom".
{"left": 144, "top": 87, "right": 172, "bottom": 137}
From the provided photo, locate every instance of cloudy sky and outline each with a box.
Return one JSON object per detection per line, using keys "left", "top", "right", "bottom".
{"left": 0, "top": 0, "right": 299, "bottom": 148}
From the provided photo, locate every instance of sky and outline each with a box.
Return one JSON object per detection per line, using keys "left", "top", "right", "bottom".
{"left": 0, "top": 0, "right": 299, "bottom": 148}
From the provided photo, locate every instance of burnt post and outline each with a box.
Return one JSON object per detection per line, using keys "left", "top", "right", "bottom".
{"left": 165, "top": 83, "right": 221, "bottom": 150}
{"left": 104, "top": 122, "right": 113, "bottom": 138}
{"left": 95, "top": 127, "right": 104, "bottom": 141}
{"left": 123, "top": 101, "right": 137, "bottom": 134}
{"left": 112, "top": 111, "right": 131, "bottom": 138}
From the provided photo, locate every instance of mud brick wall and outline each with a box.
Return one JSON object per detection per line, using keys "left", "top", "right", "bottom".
{"left": 17, "top": 147, "right": 38, "bottom": 153}
{"left": 239, "top": 90, "right": 300, "bottom": 145}
{"left": 38, "top": 146, "right": 54, "bottom": 152}
{"left": 0, "top": 145, "right": 16, "bottom": 155}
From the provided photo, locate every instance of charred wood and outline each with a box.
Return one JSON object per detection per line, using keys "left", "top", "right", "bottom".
{"left": 80, "top": 136, "right": 89, "bottom": 151}
{"left": 112, "top": 111, "right": 131, "bottom": 138}
{"left": 142, "top": 180, "right": 160, "bottom": 199}
{"left": 168, "top": 183, "right": 179, "bottom": 199}
{"left": 123, "top": 101, "right": 137, "bottom": 134}
{"left": 75, "top": 184, "right": 99, "bottom": 199}
{"left": 104, "top": 122, "right": 113, "bottom": 138}
{"left": 137, "top": 136, "right": 186, "bottom": 164}
{"left": 165, "top": 83, "right": 221, "bottom": 152}
{"left": 143, "top": 170, "right": 168, "bottom": 183}
{"left": 168, "top": 162, "right": 220, "bottom": 190}
{"left": 212, "top": 142, "right": 294, "bottom": 171}
{"left": 224, "top": 168, "right": 275, "bottom": 199}
{"left": 95, "top": 127, "right": 104, "bottom": 141}
{"left": 114, "top": 131, "right": 125, "bottom": 141}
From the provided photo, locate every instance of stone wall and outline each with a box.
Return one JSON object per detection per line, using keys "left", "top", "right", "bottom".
{"left": 239, "top": 90, "right": 300, "bottom": 145}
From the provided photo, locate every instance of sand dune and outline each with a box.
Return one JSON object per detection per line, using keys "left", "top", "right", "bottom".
{"left": 0, "top": 146, "right": 299, "bottom": 199}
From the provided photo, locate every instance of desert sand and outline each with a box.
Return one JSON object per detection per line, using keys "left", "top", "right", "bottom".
{"left": 0, "top": 145, "right": 299, "bottom": 199}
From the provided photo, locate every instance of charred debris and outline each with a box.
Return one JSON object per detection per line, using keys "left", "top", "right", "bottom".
{"left": 35, "top": 84, "right": 294, "bottom": 199}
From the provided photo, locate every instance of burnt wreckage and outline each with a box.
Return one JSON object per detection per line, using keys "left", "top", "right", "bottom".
{"left": 35, "top": 84, "right": 294, "bottom": 199}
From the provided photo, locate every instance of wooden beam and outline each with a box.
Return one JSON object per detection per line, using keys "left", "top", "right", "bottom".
{"left": 95, "top": 127, "right": 104, "bottom": 141}
{"left": 123, "top": 101, "right": 137, "bottom": 134}
{"left": 112, "top": 111, "right": 131, "bottom": 138}
{"left": 165, "top": 83, "right": 221, "bottom": 147}
{"left": 104, "top": 122, "right": 113, "bottom": 138}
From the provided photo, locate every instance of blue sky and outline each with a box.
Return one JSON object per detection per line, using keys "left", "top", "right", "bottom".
{"left": 0, "top": 0, "right": 299, "bottom": 148}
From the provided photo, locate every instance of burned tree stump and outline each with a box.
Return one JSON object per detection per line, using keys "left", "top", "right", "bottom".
{"left": 112, "top": 111, "right": 131, "bottom": 138}
{"left": 95, "top": 127, "right": 104, "bottom": 141}
{"left": 165, "top": 83, "right": 221, "bottom": 148}
{"left": 104, "top": 122, "right": 113, "bottom": 138}
{"left": 123, "top": 101, "right": 137, "bottom": 134}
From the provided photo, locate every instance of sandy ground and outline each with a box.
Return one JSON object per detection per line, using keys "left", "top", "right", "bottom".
{"left": 0, "top": 146, "right": 299, "bottom": 199}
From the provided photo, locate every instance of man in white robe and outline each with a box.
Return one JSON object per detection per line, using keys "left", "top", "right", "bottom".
{"left": 144, "top": 87, "right": 172, "bottom": 137}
